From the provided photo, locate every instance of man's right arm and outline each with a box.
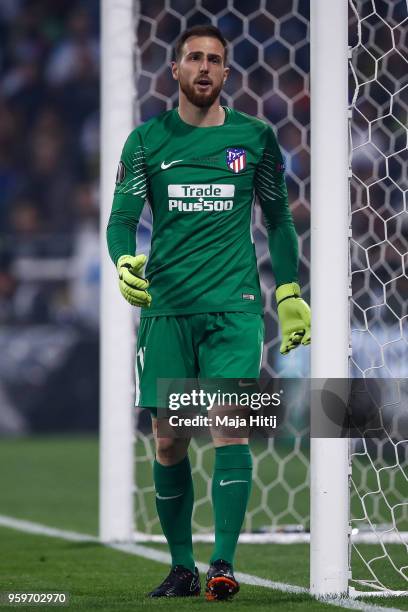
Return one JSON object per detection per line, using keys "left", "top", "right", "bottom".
{"left": 106, "top": 131, "right": 151, "bottom": 307}
{"left": 107, "top": 131, "right": 147, "bottom": 265}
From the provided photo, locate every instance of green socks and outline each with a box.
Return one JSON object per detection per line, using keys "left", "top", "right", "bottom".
{"left": 153, "top": 455, "right": 195, "bottom": 573}
{"left": 210, "top": 444, "right": 253, "bottom": 567}
{"left": 154, "top": 446, "right": 252, "bottom": 573}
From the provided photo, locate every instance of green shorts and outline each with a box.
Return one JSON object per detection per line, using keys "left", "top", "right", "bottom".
{"left": 136, "top": 312, "right": 264, "bottom": 414}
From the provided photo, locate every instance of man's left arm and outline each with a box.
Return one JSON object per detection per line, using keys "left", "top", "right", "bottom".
{"left": 254, "top": 125, "right": 311, "bottom": 355}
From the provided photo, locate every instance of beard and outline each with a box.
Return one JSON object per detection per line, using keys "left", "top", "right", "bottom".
{"left": 179, "top": 75, "right": 223, "bottom": 108}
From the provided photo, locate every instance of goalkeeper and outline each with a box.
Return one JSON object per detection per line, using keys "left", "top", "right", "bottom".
{"left": 107, "top": 24, "right": 310, "bottom": 601}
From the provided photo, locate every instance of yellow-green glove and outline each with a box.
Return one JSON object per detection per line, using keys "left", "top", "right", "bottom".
{"left": 116, "top": 254, "right": 151, "bottom": 307}
{"left": 276, "top": 282, "right": 311, "bottom": 355}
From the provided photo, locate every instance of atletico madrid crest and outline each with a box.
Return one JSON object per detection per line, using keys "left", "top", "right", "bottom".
{"left": 226, "top": 148, "right": 246, "bottom": 174}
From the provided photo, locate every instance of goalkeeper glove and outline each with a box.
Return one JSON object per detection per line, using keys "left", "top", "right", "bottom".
{"left": 116, "top": 254, "right": 151, "bottom": 307}
{"left": 276, "top": 282, "right": 311, "bottom": 355}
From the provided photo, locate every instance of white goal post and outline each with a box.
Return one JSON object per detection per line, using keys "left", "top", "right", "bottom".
{"left": 100, "top": 0, "right": 135, "bottom": 543}
{"left": 310, "top": 0, "right": 350, "bottom": 598}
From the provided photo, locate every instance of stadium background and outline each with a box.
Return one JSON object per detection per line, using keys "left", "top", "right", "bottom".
{"left": 0, "top": 0, "right": 313, "bottom": 436}
{"left": 0, "top": 0, "right": 407, "bottom": 607}
{"left": 0, "top": 1, "right": 100, "bottom": 435}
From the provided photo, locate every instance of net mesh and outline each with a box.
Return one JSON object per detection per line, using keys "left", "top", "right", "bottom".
{"left": 131, "top": 0, "right": 408, "bottom": 595}
{"left": 348, "top": 0, "right": 408, "bottom": 594}
{"left": 133, "top": 0, "right": 311, "bottom": 538}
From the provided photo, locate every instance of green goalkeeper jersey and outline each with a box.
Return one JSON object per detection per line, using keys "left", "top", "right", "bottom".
{"left": 107, "top": 107, "right": 298, "bottom": 317}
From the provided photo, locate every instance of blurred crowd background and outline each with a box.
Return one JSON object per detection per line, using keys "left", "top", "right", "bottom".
{"left": 0, "top": 0, "right": 313, "bottom": 435}
{"left": 0, "top": 0, "right": 99, "bottom": 327}
{"left": 0, "top": 0, "right": 406, "bottom": 434}
{"left": 0, "top": 0, "right": 100, "bottom": 433}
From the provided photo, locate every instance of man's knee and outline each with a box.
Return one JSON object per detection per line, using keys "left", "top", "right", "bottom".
{"left": 155, "top": 436, "right": 190, "bottom": 466}
{"left": 156, "top": 438, "right": 179, "bottom": 463}
{"left": 152, "top": 418, "right": 190, "bottom": 465}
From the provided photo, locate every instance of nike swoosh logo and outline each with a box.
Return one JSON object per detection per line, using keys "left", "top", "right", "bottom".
{"left": 219, "top": 479, "right": 248, "bottom": 487}
{"left": 161, "top": 160, "right": 183, "bottom": 170}
{"left": 156, "top": 492, "right": 183, "bottom": 500}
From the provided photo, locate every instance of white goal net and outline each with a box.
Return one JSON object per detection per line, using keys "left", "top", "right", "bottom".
{"left": 348, "top": 0, "right": 408, "bottom": 596}
{"left": 133, "top": 0, "right": 311, "bottom": 539}
{"left": 121, "top": 0, "right": 407, "bottom": 596}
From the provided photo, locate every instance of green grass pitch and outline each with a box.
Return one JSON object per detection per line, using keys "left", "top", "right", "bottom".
{"left": 0, "top": 436, "right": 407, "bottom": 611}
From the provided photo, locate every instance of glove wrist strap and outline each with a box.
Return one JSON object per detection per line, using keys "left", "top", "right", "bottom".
{"left": 276, "top": 282, "right": 301, "bottom": 306}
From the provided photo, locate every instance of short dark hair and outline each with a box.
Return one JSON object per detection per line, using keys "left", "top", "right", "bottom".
{"left": 173, "top": 25, "right": 228, "bottom": 65}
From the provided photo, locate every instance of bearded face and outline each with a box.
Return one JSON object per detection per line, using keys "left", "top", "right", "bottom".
{"left": 172, "top": 36, "right": 229, "bottom": 109}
